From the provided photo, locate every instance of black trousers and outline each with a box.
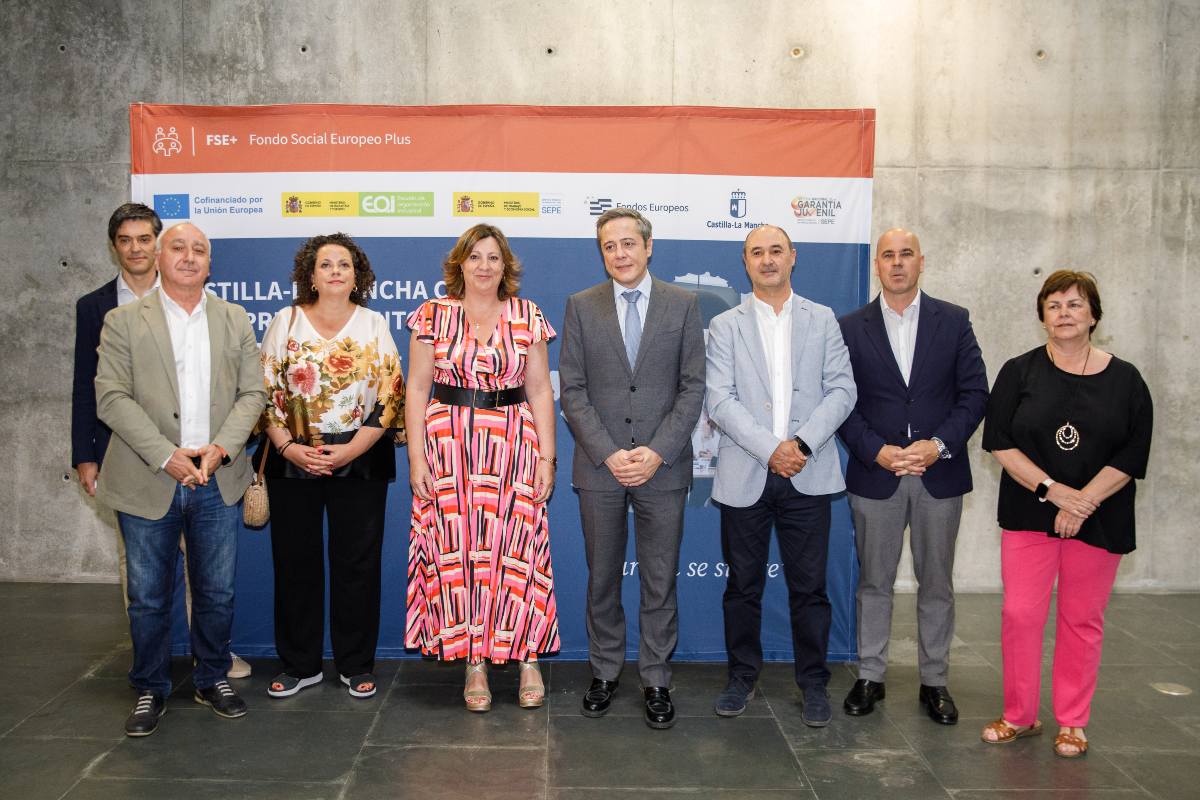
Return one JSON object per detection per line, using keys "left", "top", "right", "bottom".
{"left": 719, "top": 473, "right": 832, "bottom": 689}
{"left": 268, "top": 477, "right": 388, "bottom": 678}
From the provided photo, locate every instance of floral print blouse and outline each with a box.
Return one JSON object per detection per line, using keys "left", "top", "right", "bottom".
{"left": 260, "top": 305, "right": 404, "bottom": 441}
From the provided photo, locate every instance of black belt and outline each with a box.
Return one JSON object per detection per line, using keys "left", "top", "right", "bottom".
{"left": 432, "top": 383, "right": 526, "bottom": 409}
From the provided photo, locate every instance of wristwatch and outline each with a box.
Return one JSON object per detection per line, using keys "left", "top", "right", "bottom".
{"left": 931, "top": 436, "right": 951, "bottom": 460}
{"left": 792, "top": 436, "right": 812, "bottom": 457}
{"left": 1035, "top": 478, "right": 1055, "bottom": 502}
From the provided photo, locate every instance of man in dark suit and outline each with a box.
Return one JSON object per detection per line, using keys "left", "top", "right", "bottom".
{"left": 73, "top": 203, "right": 162, "bottom": 497}
{"left": 838, "top": 228, "right": 988, "bottom": 724}
{"left": 559, "top": 207, "right": 706, "bottom": 729}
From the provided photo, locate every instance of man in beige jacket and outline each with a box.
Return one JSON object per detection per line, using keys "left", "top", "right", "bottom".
{"left": 96, "top": 222, "right": 265, "bottom": 737}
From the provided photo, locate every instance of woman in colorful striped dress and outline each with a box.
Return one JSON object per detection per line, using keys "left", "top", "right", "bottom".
{"left": 404, "top": 224, "right": 560, "bottom": 711}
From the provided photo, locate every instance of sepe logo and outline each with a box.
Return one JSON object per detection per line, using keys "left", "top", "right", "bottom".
{"left": 541, "top": 195, "right": 563, "bottom": 215}
{"left": 152, "top": 126, "right": 183, "bottom": 157}
{"left": 729, "top": 190, "right": 747, "bottom": 219}
{"left": 789, "top": 195, "right": 843, "bottom": 225}
{"left": 153, "top": 193, "right": 190, "bottom": 219}
{"left": 587, "top": 197, "right": 614, "bottom": 216}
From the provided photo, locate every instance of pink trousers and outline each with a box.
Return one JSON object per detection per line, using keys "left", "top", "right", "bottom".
{"left": 1001, "top": 529, "right": 1122, "bottom": 728}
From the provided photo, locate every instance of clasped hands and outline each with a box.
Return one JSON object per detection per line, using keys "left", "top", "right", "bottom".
{"left": 281, "top": 442, "right": 358, "bottom": 477}
{"left": 768, "top": 440, "right": 807, "bottom": 478}
{"left": 164, "top": 444, "right": 225, "bottom": 488}
{"left": 875, "top": 441, "right": 940, "bottom": 477}
{"left": 1045, "top": 482, "right": 1100, "bottom": 538}
{"left": 605, "top": 446, "right": 663, "bottom": 487}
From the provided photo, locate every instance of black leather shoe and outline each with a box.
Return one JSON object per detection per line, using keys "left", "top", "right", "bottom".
{"left": 644, "top": 686, "right": 675, "bottom": 729}
{"left": 843, "top": 679, "right": 885, "bottom": 716}
{"left": 124, "top": 690, "right": 165, "bottom": 737}
{"left": 194, "top": 680, "right": 248, "bottom": 718}
{"left": 919, "top": 684, "right": 959, "bottom": 725}
{"left": 581, "top": 678, "right": 618, "bottom": 718}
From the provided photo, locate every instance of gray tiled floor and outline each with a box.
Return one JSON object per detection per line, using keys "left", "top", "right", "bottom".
{"left": 2, "top": 583, "right": 1198, "bottom": 799}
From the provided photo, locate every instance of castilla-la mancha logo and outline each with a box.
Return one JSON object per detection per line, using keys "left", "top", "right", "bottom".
{"left": 152, "top": 126, "right": 182, "bottom": 157}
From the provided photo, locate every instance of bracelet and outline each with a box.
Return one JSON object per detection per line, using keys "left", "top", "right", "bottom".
{"left": 278, "top": 441, "right": 295, "bottom": 456}
{"left": 538, "top": 455, "right": 557, "bottom": 466}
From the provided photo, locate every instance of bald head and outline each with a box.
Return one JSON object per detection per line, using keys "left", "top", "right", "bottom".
{"left": 744, "top": 224, "right": 793, "bottom": 254}
{"left": 874, "top": 228, "right": 924, "bottom": 305}
{"left": 876, "top": 228, "right": 921, "bottom": 255}
{"left": 156, "top": 222, "right": 212, "bottom": 303}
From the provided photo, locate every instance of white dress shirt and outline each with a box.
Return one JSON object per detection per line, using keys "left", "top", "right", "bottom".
{"left": 752, "top": 293, "right": 793, "bottom": 440}
{"left": 880, "top": 290, "right": 921, "bottom": 385}
{"left": 115, "top": 273, "right": 160, "bottom": 307}
{"left": 159, "top": 290, "right": 211, "bottom": 450}
{"left": 613, "top": 270, "right": 652, "bottom": 341}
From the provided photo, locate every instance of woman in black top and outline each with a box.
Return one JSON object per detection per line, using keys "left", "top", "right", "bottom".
{"left": 979, "top": 270, "right": 1152, "bottom": 758}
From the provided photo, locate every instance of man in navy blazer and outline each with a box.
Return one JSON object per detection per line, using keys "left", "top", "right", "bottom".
{"left": 73, "top": 203, "right": 162, "bottom": 496}
{"left": 838, "top": 228, "right": 988, "bottom": 724}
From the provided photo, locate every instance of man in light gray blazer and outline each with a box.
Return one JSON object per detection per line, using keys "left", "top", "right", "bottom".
{"left": 559, "top": 208, "right": 705, "bottom": 729}
{"left": 705, "top": 224, "right": 856, "bottom": 726}
{"left": 96, "top": 222, "right": 265, "bottom": 737}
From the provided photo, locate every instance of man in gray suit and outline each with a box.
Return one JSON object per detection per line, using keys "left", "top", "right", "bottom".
{"left": 96, "top": 222, "right": 265, "bottom": 736}
{"left": 559, "top": 207, "right": 705, "bottom": 729}
{"left": 705, "top": 224, "right": 856, "bottom": 726}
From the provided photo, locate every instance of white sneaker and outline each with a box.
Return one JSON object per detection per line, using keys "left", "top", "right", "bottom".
{"left": 227, "top": 653, "right": 252, "bottom": 679}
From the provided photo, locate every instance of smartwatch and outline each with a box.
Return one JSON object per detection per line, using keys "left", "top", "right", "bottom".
{"left": 792, "top": 436, "right": 812, "bottom": 457}
{"left": 1035, "top": 478, "right": 1055, "bottom": 502}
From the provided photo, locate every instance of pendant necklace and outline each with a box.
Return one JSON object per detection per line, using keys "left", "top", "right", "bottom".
{"left": 1046, "top": 344, "right": 1090, "bottom": 451}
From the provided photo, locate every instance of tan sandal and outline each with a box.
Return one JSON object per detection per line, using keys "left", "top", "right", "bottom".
{"left": 980, "top": 718, "right": 1043, "bottom": 744}
{"left": 463, "top": 661, "right": 491, "bottom": 712}
{"left": 518, "top": 661, "right": 545, "bottom": 709}
{"left": 1054, "top": 728, "right": 1089, "bottom": 758}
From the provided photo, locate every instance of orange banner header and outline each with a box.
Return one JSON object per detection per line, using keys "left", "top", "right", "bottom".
{"left": 130, "top": 104, "right": 875, "bottom": 179}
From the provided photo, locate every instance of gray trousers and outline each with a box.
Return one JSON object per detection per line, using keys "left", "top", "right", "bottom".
{"left": 849, "top": 476, "right": 963, "bottom": 685}
{"left": 578, "top": 485, "right": 687, "bottom": 688}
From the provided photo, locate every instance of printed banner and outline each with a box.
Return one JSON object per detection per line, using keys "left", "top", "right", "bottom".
{"left": 131, "top": 103, "right": 875, "bottom": 661}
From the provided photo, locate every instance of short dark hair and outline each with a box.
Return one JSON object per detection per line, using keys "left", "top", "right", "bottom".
{"left": 443, "top": 224, "right": 522, "bottom": 300}
{"left": 596, "top": 207, "right": 652, "bottom": 246}
{"left": 1037, "top": 269, "right": 1102, "bottom": 334}
{"left": 291, "top": 233, "right": 375, "bottom": 307}
{"left": 107, "top": 203, "right": 161, "bottom": 244}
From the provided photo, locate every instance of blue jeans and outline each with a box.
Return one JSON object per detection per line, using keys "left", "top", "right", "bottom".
{"left": 118, "top": 480, "right": 239, "bottom": 695}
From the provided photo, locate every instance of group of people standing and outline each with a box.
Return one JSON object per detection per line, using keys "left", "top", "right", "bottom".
{"left": 73, "top": 202, "right": 1151, "bottom": 761}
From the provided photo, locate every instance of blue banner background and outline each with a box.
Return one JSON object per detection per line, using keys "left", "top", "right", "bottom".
{"left": 168, "top": 235, "right": 869, "bottom": 662}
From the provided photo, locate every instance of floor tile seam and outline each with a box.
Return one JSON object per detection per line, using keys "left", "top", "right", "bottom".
{"left": 861, "top": 707, "right": 956, "bottom": 799}
{"left": 362, "top": 742, "right": 544, "bottom": 752}
{"left": 3, "top": 732, "right": 125, "bottom": 743}
{"left": 336, "top": 656, "right": 405, "bottom": 800}
{"left": 759, "top": 683, "right": 819, "bottom": 797}
{"left": 1090, "top": 748, "right": 1161, "bottom": 797}
{"left": 542, "top": 671, "right": 552, "bottom": 800}
{"left": 53, "top": 741, "right": 124, "bottom": 800}
{"left": 0, "top": 647, "right": 120, "bottom": 738}
{"left": 75, "top": 774, "right": 346, "bottom": 786}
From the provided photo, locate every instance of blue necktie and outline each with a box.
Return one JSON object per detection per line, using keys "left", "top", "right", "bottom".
{"left": 622, "top": 289, "right": 642, "bottom": 368}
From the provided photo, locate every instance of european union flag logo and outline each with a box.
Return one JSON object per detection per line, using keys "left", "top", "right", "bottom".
{"left": 154, "top": 193, "right": 189, "bottom": 220}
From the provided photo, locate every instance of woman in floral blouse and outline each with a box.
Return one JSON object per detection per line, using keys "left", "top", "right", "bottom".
{"left": 259, "top": 233, "right": 404, "bottom": 701}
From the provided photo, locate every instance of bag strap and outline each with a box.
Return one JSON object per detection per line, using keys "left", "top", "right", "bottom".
{"left": 255, "top": 306, "right": 302, "bottom": 480}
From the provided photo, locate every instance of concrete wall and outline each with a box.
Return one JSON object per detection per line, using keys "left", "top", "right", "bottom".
{"left": 2, "top": 0, "right": 1195, "bottom": 590}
